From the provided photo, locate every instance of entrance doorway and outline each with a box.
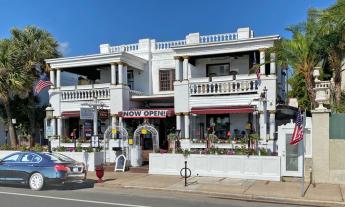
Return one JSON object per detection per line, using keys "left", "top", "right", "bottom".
{"left": 133, "top": 121, "right": 159, "bottom": 165}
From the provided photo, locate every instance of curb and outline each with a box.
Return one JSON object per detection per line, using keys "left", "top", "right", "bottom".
{"left": 94, "top": 183, "right": 345, "bottom": 207}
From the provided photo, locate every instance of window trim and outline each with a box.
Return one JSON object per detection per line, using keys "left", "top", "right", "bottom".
{"left": 159, "top": 69, "right": 175, "bottom": 91}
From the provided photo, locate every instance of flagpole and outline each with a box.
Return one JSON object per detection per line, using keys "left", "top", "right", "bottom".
{"left": 301, "top": 109, "right": 307, "bottom": 197}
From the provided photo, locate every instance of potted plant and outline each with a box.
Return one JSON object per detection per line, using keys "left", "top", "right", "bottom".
{"left": 167, "top": 133, "right": 178, "bottom": 153}
{"left": 95, "top": 165, "right": 104, "bottom": 183}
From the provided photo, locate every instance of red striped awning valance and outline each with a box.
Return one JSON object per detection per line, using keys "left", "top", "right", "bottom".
{"left": 61, "top": 111, "right": 80, "bottom": 117}
{"left": 191, "top": 106, "right": 254, "bottom": 115}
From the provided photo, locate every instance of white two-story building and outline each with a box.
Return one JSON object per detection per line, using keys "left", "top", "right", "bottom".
{"left": 45, "top": 27, "right": 286, "bottom": 165}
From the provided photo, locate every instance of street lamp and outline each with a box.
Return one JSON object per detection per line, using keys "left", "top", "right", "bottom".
{"left": 45, "top": 105, "right": 54, "bottom": 152}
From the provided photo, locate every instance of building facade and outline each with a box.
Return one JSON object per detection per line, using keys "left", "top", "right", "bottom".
{"left": 45, "top": 27, "right": 285, "bottom": 165}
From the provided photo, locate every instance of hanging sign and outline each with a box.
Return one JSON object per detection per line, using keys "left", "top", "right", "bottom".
{"left": 98, "top": 109, "right": 109, "bottom": 120}
{"left": 122, "top": 110, "right": 168, "bottom": 118}
{"left": 84, "top": 121, "right": 93, "bottom": 138}
{"left": 80, "top": 107, "right": 93, "bottom": 120}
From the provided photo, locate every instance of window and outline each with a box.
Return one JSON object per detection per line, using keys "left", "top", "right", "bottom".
{"left": 206, "top": 63, "right": 230, "bottom": 77}
{"left": 20, "top": 154, "right": 42, "bottom": 163}
{"left": 2, "top": 154, "right": 20, "bottom": 162}
{"left": 127, "top": 70, "right": 134, "bottom": 89}
{"left": 159, "top": 69, "right": 175, "bottom": 91}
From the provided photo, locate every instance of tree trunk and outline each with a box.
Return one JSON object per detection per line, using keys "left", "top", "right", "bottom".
{"left": 329, "top": 51, "right": 342, "bottom": 107}
{"left": 3, "top": 99, "right": 18, "bottom": 147}
{"left": 28, "top": 95, "right": 36, "bottom": 147}
{"left": 304, "top": 69, "right": 316, "bottom": 108}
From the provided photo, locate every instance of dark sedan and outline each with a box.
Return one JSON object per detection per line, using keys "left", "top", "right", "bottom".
{"left": 0, "top": 152, "right": 86, "bottom": 190}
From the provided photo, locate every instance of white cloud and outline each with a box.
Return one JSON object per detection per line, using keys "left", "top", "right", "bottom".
{"left": 58, "top": 41, "right": 70, "bottom": 55}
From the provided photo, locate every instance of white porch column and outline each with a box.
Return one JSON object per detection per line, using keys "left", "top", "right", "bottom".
{"left": 259, "top": 111, "right": 267, "bottom": 140}
{"left": 49, "top": 69, "right": 55, "bottom": 88}
{"left": 176, "top": 113, "right": 181, "bottom": 132}
{"left": 259, "top": 49, "right": 266, "bottom": 75}
{"left": 123, "top": 64, "right": 128, "bottom": 85}
{"left": 269, "top": 111, "right": 275, "bottom": 139}
{"left": 56, "top": 69, "right": 61, "bottom": 88}
{"left": 119, "top": 117, "right": 123, "bottom": 128}
{"left": 183, "top": 56, "right": 189, "bottom": 80}
{"left": 270, "top": 52, "right": 276, "bottom": 74}
{"left": 174, "top": 57, "right": 182, "bottom": 81}
{"left": 57, "top": 117, "right": 62, "bottom": 139}
{"left": 118, "top": 62, "right": 123, "bottom": 84}
{"left": 111, "top": 63, "right": 117, "bottom": 85}
{"left": 184, "top": 113, "right": 190, "bottom": 139}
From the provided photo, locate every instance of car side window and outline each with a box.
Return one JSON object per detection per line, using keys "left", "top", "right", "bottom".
{"left": 20, "top": 154, "right": 42, "bottom": 163}
{"left": 3, "top": 154, "right": 20, "bottom": 162}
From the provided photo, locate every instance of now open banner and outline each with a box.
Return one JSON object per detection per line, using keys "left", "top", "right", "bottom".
{"left": 122, "top": 110, "right": 168, "bottom": 118}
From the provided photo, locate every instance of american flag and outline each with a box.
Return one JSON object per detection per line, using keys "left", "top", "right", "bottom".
{"left": 34, "top": 79, "right": 53, "bottom": 94}
{"left": 253, "top": 51, "right": 260, "bottom": 80}
{"left": 290, "top": 110, "right": 304, "bottom": 145}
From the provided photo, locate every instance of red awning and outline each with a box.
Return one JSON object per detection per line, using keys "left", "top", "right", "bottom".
{"left": 61, "top": 111, "right": 80, "bottom": 117}
{"left": 191, "top": 106, "right": 254, "bottom": 115}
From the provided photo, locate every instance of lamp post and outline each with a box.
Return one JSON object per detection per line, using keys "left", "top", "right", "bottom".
{"left": 45, "top": 105, "right": 54, "bottom": 152}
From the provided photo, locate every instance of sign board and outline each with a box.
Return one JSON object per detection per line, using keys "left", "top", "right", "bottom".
{"left": 84, "top": 121, "right": 93, "bottom": 138}
{"left": 80, "top": 107, "right": 93, "bottom": 120}
{"left": 122, "top": 110, "right": 168, "bottom": 118}
{"left": 45, "top": 126, "right": 54, "bottom": 139}
{"left": 115, "top": 155, "right": 126, "bottom": 172}
{"left": 98, "top": 109, "right": 109, "bottom": 120}
{"left": 91, "top": 135, "right": 99, "bottom": 148}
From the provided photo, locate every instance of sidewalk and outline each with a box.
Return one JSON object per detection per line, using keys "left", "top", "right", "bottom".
{"left": 87, "top": 172, "right": 345, "bottom": 207}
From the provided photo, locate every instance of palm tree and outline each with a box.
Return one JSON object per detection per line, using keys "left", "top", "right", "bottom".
{"left": 0, "top": 39, "right": 32, "bottom": 147}
{"left": 10, "top": 26, "right": 60, "bottom": 146}
{"left": 273, "top": 21, "right": 323, "bottom": 108}
{"left": 311, "top": 0, "right": 345, "bottom": 108}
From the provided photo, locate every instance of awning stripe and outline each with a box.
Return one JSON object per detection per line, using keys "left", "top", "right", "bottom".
{"left": 61, "top": 111, "right": 80, "bottom": 117}
{"left": 191, "top": 106, "right": 254, "bottom": 115}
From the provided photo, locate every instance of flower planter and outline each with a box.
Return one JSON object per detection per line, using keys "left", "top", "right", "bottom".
{"left": 95, "top": 166, "right": 104, "bottom": 183}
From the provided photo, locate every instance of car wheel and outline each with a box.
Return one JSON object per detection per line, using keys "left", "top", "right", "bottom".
{"left": 29, "top": 173, "right": 44, "bottom": 191}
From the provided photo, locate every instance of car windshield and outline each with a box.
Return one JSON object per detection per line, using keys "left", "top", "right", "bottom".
{"left": 45, "top": 153, "right": 75, "bottom": 163}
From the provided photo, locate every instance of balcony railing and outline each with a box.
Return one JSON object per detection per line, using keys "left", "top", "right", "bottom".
{"left": 200, "top": 32, "right": 238, "bottom": 44}
{"left": 61, "top": 84, "right": 110, "bottom": 101}
{"left": 130, "top": 89, "right": 145, "bottom": 96}
{"left": 189, "top": 78, "right": 259, "bottom": 96}
{"left": 109, "top": 43, "right": 139, "bottom": 53}
{"left": 155, "top": 40, "right": 186, "bottom": 50}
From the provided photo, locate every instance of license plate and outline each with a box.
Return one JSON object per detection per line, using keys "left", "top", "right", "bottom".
{"left": 73, "top": 167, "right": 79, "bottom": 172}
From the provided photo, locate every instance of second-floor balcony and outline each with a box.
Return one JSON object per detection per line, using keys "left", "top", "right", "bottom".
{"left": 60, "top": 83, "right": 144, "bottom": 102}
{"left": 189, "top": 75, "right": 259, "bottom": 96}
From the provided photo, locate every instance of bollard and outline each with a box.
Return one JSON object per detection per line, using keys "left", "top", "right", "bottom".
{"left": 180, "top": 161, "right": 191, "bottom": 187}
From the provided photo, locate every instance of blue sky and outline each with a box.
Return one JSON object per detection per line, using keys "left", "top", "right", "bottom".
{"left": 0, "top": 0, "right": 336, "bottom": 57}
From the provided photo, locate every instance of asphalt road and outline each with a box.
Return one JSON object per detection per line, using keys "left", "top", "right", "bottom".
{"left": 0, "top": 182, "right": 306, "bottom": 207}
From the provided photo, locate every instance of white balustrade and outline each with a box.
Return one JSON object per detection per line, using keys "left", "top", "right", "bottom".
{"left": 155, "top": 40, "right": 186, "bottom": 50}
{"left": 61, "top": 88, "right": 110, "bottom": 101}
{"left": 200, "top": 33, "right": 238, "bottom": 43}
{"left": 129, "top": 90, "right": 145, "bottom": 96}
{"left": 189, "top": 79, "right": 258, "bottom": 96}
{"left": 109, "top": 43, "right": 139, "bottom": 53}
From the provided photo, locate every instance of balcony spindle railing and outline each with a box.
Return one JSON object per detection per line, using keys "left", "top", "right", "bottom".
{"left": 61, "top": 88, "right": 110, "bottom": 101}
{"left": 189, "top": 79, "right": 258, "bottom": 96}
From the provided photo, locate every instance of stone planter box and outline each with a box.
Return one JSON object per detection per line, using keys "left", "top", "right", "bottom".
{"left": 0, "top": 150, "right": 104, "bottom": 172}
{"left": 149, "top": 153, "right": 281, "bottom": 181}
